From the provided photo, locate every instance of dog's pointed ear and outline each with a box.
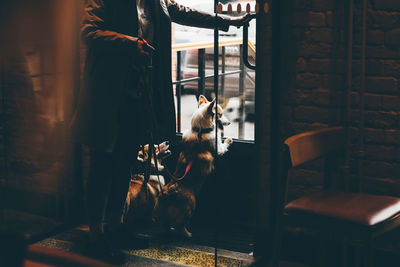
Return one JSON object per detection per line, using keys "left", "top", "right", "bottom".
{"left": 238, "top": 95, "right": 244, "bottom": 105}
{"left": 198, "top": 95, "right": 208, "bottom": 107}
{"left": 207, "top": 98, "right": 216, "bottom": 114}
{"left": 220, "top": 97, "right": 229, "bottom": 109}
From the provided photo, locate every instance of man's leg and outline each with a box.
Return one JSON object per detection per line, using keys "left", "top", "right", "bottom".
{"left": 103, "top": 143, "right": 135, "bottom": 233}
{"left": 103, "top": 96, "right": 149, "bottom": 247}
{"left": 102, "top": 122, "right": 145, "bottom": 247}
{"left": 86, "top": 150, "right": 114, "bottom": 239}
{"left": 85, "top": 150, "right": 127, "bottom": 264}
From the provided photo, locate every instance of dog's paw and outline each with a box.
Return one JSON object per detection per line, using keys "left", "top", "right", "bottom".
{"left": 225, "top": 137, "right": 233, "bottom": 146}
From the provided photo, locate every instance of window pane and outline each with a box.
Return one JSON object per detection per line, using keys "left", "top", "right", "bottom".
{"left": 172, "top": 0, "right": 256, "bottom": 141}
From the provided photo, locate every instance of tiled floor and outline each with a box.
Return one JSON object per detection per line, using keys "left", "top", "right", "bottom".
{"left": 9, "top": 210, "right": 400, "bottom": 266}
{"left": 34, "top": 225, "right": 255, "bottom": 266}
{"left": 32, "top": 225, "right": 318, "bottom": 266}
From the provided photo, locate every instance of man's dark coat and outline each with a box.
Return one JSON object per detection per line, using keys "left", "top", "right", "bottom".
{"left": 73, "top": 0, "right": 230, "bottom": 151}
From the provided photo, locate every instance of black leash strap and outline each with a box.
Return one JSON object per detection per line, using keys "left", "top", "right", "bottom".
{"left": 137, "top": 53, "right": 164, "bottom": 196}
{"left": 150, "top": 132, "right": 164, "bottom": 195}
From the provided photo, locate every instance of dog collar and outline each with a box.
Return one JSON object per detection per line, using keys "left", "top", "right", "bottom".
{"left": 192, "top": 127, "right": 214, "bottom": 134}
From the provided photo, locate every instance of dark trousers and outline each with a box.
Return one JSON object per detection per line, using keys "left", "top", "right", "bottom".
{"left": 86, "top": 98, "right": 148, "bottom": 235}
{"left": 86, "top": 152, "right": 132, "bottom": 234}
{"left": 86, "top": 140, "right": 139, "bottom": 234}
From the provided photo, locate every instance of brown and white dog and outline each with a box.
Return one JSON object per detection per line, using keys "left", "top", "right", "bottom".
{"left": 121, "top": 141, "right": 171, "bottom": 226}
{"left": 220, "top": 95, "right": 245, "bottom": 123}
{"left": 153, "top": 95, "right": 232, "bottom": 237}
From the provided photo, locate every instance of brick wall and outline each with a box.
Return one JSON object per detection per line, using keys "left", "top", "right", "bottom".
{"left": 282, "top": 0, "right": 400, "bottom": 199}
{"left": 0, "top": 1, "right": 79, "bottom": 219}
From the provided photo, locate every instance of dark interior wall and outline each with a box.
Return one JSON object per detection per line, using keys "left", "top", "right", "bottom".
{"left": 280, "top": 0, "right": 400, "bottom": 200}
{"left": 353, "top": 0, "right": 400, "bottom": 194}
{"left": 0, "top": 0, "right": 81, "bottom": 220}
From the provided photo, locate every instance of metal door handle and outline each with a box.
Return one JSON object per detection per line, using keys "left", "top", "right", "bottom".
{"left": 242, "top": 14, "right": 257, "bottom": 70}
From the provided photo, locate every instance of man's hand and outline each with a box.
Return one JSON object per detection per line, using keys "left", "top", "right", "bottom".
{"left": 229, "top": 13, "right": 254, "bottom": 28}
{"left": 137, "top": 38, "right": 156, "bottom": 56}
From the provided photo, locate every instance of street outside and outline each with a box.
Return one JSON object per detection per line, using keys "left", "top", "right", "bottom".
{"left": 173, "top": 0, "right": 256, "bottom": 141}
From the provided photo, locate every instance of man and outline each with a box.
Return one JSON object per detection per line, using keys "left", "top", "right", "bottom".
{"left": 73, "top": 0, "right": 252, "bottom": 258}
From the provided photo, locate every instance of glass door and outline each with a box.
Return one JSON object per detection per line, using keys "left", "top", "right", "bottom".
{"left": 172, "top": 0, "right": 258, "bottom": 254}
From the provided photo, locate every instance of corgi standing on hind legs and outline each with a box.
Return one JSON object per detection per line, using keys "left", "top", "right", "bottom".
{"left": 153, "top": 95, "right": 232, "bottom": 238}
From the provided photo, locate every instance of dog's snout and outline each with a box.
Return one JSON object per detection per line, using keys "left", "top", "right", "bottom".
{"left": 220, "top": 116, "right": 231, "bottom": 126}
{"left": 165, "top": 141, "right": 169, "bottom": 146}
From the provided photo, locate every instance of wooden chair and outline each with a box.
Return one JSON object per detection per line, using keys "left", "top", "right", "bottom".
{"left": 273, "top": 126, "right": 400, "bottom": 267}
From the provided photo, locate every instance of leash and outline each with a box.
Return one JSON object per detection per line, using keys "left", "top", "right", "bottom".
{"left": 131, "top": 46, "right": 207, "bottom": 195}
{"left": 125, "top": 51, "right": 163, "bottom": 198}
{"left": 142, "top": 143, "right": 151, "bottom": 199}
{"left": 137, "top": 53, "right": 165, "bottom": 195}
{"left": 149, "top": 131, "right": 164, "bottom": 195}
{"left": 163, "top": 160, "right": 193, "bottom": 182}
